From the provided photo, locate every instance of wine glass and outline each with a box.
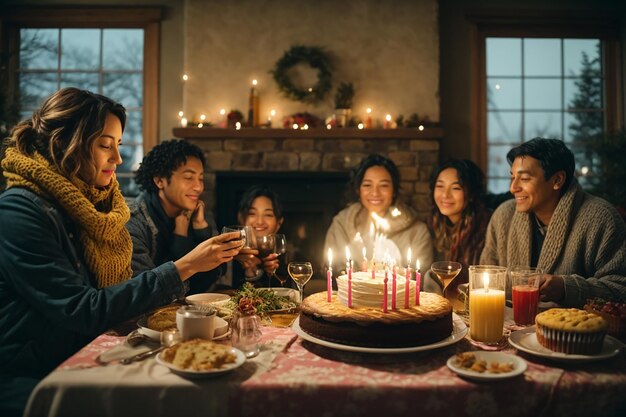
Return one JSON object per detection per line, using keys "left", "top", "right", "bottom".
{"left": 431, "top": 261, "right": 462, "bottom": 305}
{"left": 288, "top": 262, "right": 313, "bottom": 303}
{"left": 256, "top": 234, "right": 276, "bottom": 287}
{"left": 272, "top": 234, "right": 288, "bottom": 286}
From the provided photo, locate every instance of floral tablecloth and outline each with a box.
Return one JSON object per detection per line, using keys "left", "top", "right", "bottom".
{"left": 25, "top": 320, "right": 626, "bottom": 417}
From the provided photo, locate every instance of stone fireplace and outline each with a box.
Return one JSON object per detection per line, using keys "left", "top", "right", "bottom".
{"left": 173, "top": 127, "right": 441, "bottom": 281}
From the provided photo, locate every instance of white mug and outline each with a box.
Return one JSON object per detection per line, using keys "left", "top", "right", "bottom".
{"left": 176, "top": 305, "right": 216, "bottom": 341}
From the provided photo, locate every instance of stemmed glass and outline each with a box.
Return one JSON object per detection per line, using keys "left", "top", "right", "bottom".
{"left": 431, "top": 261, "right": 463, "bottom": 308}
{"left": 256, "top": 234, "right": 276, "bottom": 287}
{"left": 272, "top": 234, "right": 288, "bottom": 286}
{"left": 288, "top": 262, "right": 313, "bottom": 303}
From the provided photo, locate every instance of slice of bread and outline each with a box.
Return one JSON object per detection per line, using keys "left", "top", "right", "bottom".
{"left": 147, "top": 306, "right": 179, "bottom": 331}
{"left": 162, "top": 339, "right": 236, "bottom": 371}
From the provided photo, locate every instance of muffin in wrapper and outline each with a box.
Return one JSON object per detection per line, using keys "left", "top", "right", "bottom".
{"left": 535, "top": 308, "right": 607, "bottom": 355}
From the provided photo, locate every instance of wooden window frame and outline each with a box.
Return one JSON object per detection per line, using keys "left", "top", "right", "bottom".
{"left": 1, "top": 6, "right": 162, "bottom": 152}
{"left": 467, "top": 9, "right": 622, "bottom": 174}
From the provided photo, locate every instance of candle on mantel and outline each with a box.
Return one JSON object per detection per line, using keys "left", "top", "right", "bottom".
{"left": 219, "top": 108, "right": 226, "bottom": 128}
{"left": 383, "top": 265, "right": 389, "bottom": 313}
{"left": 469, "top": 272, "right": 505, "bottom": 343}
{"left": 404, "top": 248, "right": 412, "bottom": 309}
{"left": 345, "top": 247, "right": 352, "bottom": 308}
{"left": 365, "top": 107, "right": 373, "bottom": 129}
{"left": 267, "top": 109, "right": 276, "bottom": 127}
{"left": 415, "top": 259, "right": 421, "bottom": 306}
{"left": 383, "top": 114, "right": 392, "bottom": 129}
{"left": 391, "top": 260, "right": 397, "bottom": 310}
{"left": 361, "top": 247, "right": 367, "bottom": 272}
{"left": 180, "top": 117, "right": 188, "bottom": 128}
{"left": 326, "top": 248, "right": 333, "bottom": 302}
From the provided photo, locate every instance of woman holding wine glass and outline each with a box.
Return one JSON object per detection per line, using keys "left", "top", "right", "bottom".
{"left": 232, "top": 186, "right": 292, "bottom": 288}
{"left": 424, "top": 159, "right": 492, "bottom": 309}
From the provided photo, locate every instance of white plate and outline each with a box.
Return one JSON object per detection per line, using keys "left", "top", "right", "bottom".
{"left": 291, "top": 313, "right": 468, "bottom": 353}
{"left": 186, "top": 293, "right": 231, "bottom": 307}
{"left": 155, "top": 347, "right": 246, "bottom": 378}
{"left": 446, "top": 351, "right": 527, "bottom": 381}
{"left": 137, "top": 316, "right": 230, "bottom": 342}
{"left": 509, "top": 326, "right": 624, "bottom": 362}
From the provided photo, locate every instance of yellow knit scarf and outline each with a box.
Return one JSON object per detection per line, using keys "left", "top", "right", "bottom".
{"left": 2, "top": 147, "right": 133, "bottom": 288}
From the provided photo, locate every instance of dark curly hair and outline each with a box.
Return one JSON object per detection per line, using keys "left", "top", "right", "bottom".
{"left": 348, "top": 154, "right": 400, "bottom": 204}
{"left": 134, "top": 139, "right": 205, "bottom": 193}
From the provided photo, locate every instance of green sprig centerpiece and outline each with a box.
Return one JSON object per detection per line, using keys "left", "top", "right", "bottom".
{"left": 271, "top": 45, "right": 332, "bottom": 104}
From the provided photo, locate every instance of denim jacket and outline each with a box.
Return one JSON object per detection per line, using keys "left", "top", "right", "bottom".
{"left": 0, "top": 187, "right": 184, "bottom": 379}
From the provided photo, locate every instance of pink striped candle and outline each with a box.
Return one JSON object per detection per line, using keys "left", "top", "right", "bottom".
{"left": 391, "top": 262, "right": 397, "bottom": 309}
{"left": 326, "top": 248, "right": 333, "bottom": 302}
{"left": 383, "top": 269, "right": 389, "bottom": 313}
{"left": 405, "top": 248, "right": 412, "bottom": 308}
{"left": 372, "top": 261, "right": 376, "bottom": 279}
{"left": 345, "top": 247, "right": 352, "bottom": 308}
{"left": 415, "top": 259, "right": 421, "bottom": 306}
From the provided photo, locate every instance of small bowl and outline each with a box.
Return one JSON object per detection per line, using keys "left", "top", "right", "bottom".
{"left": 213, "top": 316, "right": 229, "bottom": 338}
{"left": 186, "top": 293, "right": 231, "bottom": 308}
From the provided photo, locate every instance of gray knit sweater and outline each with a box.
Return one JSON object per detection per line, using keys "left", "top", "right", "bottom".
{"left": 480, "top": 180, "right": 626, "bottom": 307}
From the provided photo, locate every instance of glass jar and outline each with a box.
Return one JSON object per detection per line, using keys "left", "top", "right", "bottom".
{"left": 231, "top": 311, "right": 262, "bottom": 358}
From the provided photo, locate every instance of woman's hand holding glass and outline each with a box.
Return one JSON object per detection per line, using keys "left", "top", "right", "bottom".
{"left": 174, "top": 231, "right": 242, "bottom": 281}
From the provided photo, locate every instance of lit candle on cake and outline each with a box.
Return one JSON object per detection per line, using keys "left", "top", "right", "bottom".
{"left": 383, "top": 265, "right": 389, "bottom": 313}
{"left": 469, "top": 272, "right": 506, "bottom": 344}
{"left": 327, "top": 248, "right": 333, "bottom": 302}
{"left": 361, "top": 247, "right": 367, "bottom": 272}
{"left": 405, "top": 248, "right": 412, "bottom": 309}
{"left": 345, "top": 247, "right": 352, "bottom": 308}
{"left": 391, "top": 259, "right": 397, "bottom": 310}
{"left": 415, "top": 259, "right": 421, "bottom": 306}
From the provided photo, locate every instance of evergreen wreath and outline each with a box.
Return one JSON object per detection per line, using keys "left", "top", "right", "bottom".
{"left": 271, "top": 45, "right": 332, "bottom": 104}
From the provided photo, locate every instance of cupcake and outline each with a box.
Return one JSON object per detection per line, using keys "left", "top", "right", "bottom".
{"left": 535, "top": 308, "right": 607, "bottom": 355}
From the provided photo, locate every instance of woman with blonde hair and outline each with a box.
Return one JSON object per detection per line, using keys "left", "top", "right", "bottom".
{"left": 0, "top": 88, "right": 241, "bottom": 416}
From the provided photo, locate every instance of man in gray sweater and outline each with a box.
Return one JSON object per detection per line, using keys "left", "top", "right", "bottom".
{"left": 480, "top": 138, "right": 626, "bottom": 307}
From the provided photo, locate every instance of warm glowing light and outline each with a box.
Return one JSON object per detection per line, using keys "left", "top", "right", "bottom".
{"left": 235, "top": 121, "right": 241, "bottom": 130}
{"left": 270, "top": 109, "right": 276, "bottom": 117}
{"left": 495, "top": 83, "right": 501, "bottom": 90}
{"left": 371, "top": 212, "right": 390, "bottom": 231}
{"left": 357, "top": 123, "right": 364, "bottom": 129}
{"left": 366, "top": 107, "right": 372, "bottom": 114}
{"left": 391, "top": 207, "right": 401, "bottom": 217}
{"left": 345, "top": 246, "right": 351, "bottom": 261}
{"left": 219, "top": 108, "right": 226, "bottom": 116}
{"left": 252, "top": 79, "right": 258, "bottom": 86}
{"left": 308, "top": 87, "right": 313, "bottom": 92}
{"left": 385, "top": 114, "right": 392, "bottom": 122}
{"left": 182, "top": 74, "right": 189, "bottom": 81}
{"left": 362, "top": 247, "right": 366, "bottom": 258}
{"left": 328, "top": 248, "right": 333, "bottom": 266}
{"left": 302, "top": 124, "right": 309, "bottom": 130}
{"left": 407, "top": 248, "right": 412, "bottom": 265}
{"left": 197, "top": 122, "right": 203, "bottom": 128}
{"left": 416, "top": 259, "right": 420, "bottom": 271}
{"left": 581, "top": 166, "right": 589, "bottom": 175}
{"left": 180, "top": 117, "right": 188, "bottom": 127}
{"left": 292, "top": 123, "right": 299, "bottom": 130}
{"left": 199, "top": 114, "right": 206, "bottom": 121}
{"left": 326, "top": 124, "right": 332, "bottom": 130}
{"left": 418, "top": 125, "right": 424, "bottom": 131}
{"left": 178, "top": 110, "right": 184, "bottom": 118}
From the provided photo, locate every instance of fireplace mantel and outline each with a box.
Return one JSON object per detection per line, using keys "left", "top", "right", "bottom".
{"left": 173, "top": 127, "right": 443, "bottom": 140}
{"left": 172, "top": 126, "right": 442, "bottom": 219}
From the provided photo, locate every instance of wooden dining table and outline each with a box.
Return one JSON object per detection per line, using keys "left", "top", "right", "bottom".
{"left": 23, "top": 309, "right": 626, "bottom": 417}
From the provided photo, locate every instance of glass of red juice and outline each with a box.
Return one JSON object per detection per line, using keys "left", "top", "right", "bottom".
{"left": 510, "top": 266, "right": 543, "bottom": 326}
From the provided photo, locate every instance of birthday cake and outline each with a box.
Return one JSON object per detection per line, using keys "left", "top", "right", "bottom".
{"left": 299, "top": 271, "right": 453, "bottom": 347}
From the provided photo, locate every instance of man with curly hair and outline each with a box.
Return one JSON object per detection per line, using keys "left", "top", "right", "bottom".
{"left": 127, "top": 139, "right": 224, "bottom": 294}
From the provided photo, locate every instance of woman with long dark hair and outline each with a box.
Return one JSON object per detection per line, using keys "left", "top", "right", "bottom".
{"left": 424, "top": 159, "right": 492, "bottom": 298}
